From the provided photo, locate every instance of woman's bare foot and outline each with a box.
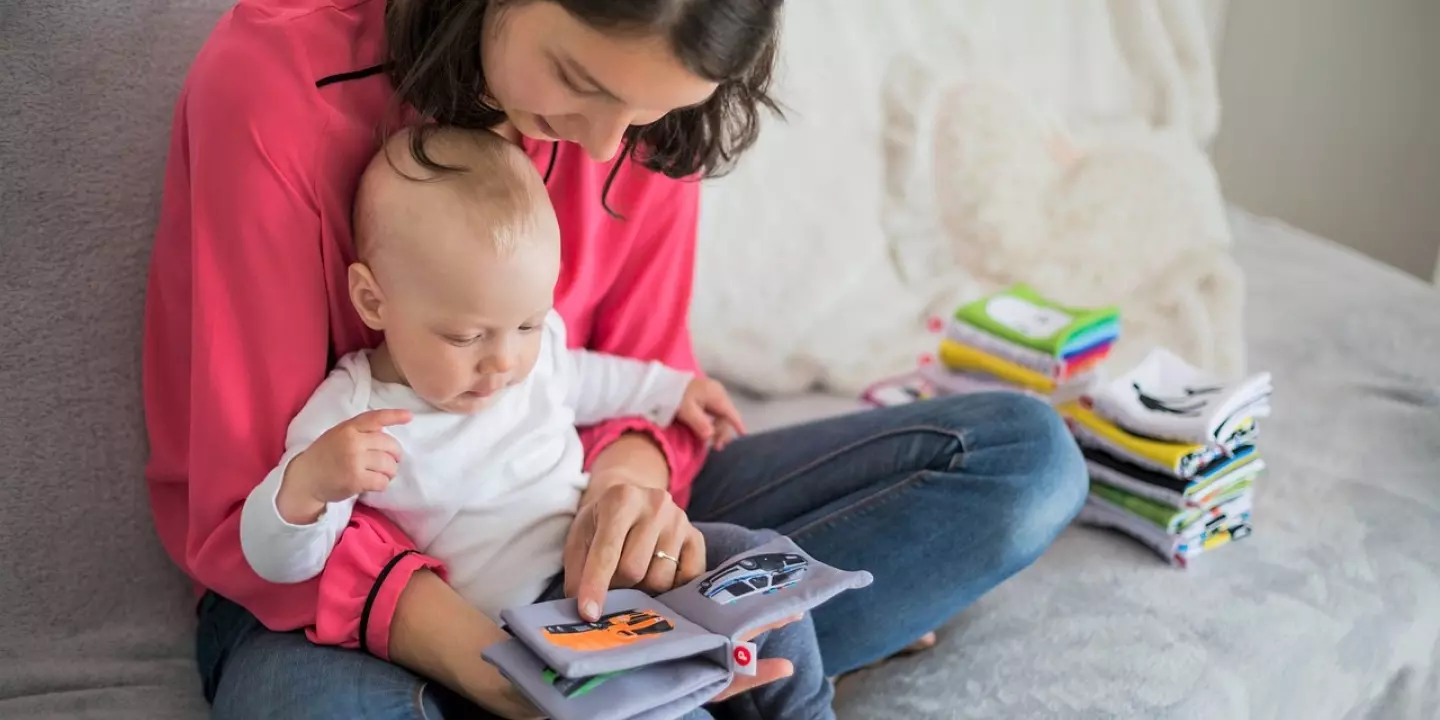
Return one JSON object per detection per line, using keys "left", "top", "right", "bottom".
{"left": 829, "top": 632, "right": 939, "bottom": 684}
{"left": 898, "top": 631, "right": 937, "bottom": 655}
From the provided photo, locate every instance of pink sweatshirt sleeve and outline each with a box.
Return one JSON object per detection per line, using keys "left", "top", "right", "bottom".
{"left": 576, "top": 175, "right": 709, "bottom": 507}
{"left": 143, "top": 15, "right": 441, "bottom": 660}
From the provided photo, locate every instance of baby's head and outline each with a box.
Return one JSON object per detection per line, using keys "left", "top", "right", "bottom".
{"left": 349, "top": 126, "right": 559, "bottom": 414}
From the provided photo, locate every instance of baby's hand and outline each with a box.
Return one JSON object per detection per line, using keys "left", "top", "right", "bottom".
{"left": 674, "top": 377, "right": 746, "bottom": 450}
{"left": 277, "top": 409, "right": 411, "bottom": 523}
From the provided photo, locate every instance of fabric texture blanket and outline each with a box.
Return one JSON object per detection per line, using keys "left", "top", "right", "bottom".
{"left": 692, "top": 0, "right": 1243, "bottom": 396}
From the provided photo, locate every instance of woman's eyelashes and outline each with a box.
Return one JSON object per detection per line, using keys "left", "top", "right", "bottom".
{"left": 554, "top": 61, "right": 600, "bottom": 97}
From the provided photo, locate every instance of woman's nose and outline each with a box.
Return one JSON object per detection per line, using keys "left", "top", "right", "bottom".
{"left": 578, "top": 109, "right": 631, "bottom": 162}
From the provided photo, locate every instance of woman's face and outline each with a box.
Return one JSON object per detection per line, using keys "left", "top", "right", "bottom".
{"left": 482, "top": 2, "right": 719, "bottom": 162}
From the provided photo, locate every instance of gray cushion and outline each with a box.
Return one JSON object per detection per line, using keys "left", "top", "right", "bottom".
{"left": 0, "top": 1, "right": 228, "bottom": 717}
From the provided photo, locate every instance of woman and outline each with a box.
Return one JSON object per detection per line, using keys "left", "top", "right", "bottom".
{"left": 143, "top": 0, "right": 1088, "bottom": 717}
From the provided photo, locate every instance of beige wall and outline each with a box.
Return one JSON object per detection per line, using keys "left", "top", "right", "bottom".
{"left": 1212, "top": 0, "right": 1440, "bottom": 282}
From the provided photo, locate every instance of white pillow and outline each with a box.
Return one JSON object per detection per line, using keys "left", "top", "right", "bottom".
{"left": 691, "top": 0, "right": 1237, "bottom": 396}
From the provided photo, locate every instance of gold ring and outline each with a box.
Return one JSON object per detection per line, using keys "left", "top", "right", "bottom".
{"left": 653, "top": 550, "right": 680, "bottom": 565}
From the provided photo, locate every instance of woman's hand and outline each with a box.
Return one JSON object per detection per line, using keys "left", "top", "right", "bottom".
{"left": 565, "top": 435, "right": 801, "bottom": 704}
{"left": 389, "top": 570, "right": 542, "bottom": 720}
{"left": 563, "top": 477, "right": 707, "bottom": 621}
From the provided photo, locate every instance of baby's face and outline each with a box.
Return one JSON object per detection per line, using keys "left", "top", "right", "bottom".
{"left": 379, "top": 238, "right": 560, "bottom": 415}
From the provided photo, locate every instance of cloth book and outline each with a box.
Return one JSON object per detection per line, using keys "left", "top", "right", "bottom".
{"left": 857, "top": 365, "right": 1098, "bottom": 410}
{"left": 1058, "top": 401, "right": 1255, "bottom": 478}
{"left": 942, "top": 320, "right": 1114, "bottom": 381}
{"left": 860, "top": 370, "right": 948, "bottom": 408}
{"left": 1078, "top": 490, "right": 1253, "bottom": 567}
{"left": 482, "top": 536, "right": 872, "bottom": 720}
{"left": 952, "top": 284, "right": 1120, "bottom": 357}
{"left": 1059, "top": 342, "right": 1113, "bottom": 380}
{"left": 938, "top": 339, "right": 1056, "bottom": 393}
{"left": 1086, "top": 447, "right": 1265, "bottom": 509}
{"left": 944, "top": 319, "right": 1063, "bottom": 376}
{"left": 1090, "top": 476, "right": 1255, "bottom": 534}
{"left": 924, "top": 364, "right": 1098, "bottom": 405}
{"left": 1091, "top": 348, "right": 1272, "bottom": 444}
{"left": 918, "top": 363, "right": 1051, "bottom": 400}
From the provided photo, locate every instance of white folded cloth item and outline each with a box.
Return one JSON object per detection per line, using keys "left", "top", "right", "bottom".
{"left": 1092, "top": 348, "right": 1271, "bottom": 445}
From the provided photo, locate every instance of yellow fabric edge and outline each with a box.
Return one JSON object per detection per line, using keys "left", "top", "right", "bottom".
{"left": 1057, "top": 401, "right": 1201, "bottom": 467}
{"left": 939, "top": 339, "right": 1055, "bottom": 392}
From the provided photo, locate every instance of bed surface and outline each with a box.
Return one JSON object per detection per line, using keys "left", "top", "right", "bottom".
{"left": 741, "top": 208, "right": 1440, "bottom": 719}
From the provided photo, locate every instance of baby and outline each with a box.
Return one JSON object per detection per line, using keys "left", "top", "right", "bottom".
{"left": 238, "top": 127, "right": 833, "bottom": 718}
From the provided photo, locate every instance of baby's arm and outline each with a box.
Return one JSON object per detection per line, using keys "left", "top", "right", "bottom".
{"left": 239, "top": 363, "right": 405, "bottom": 584}
{"left": 563, "top": 347, "right": 694, "bottom": 428}
{"left": 563, "top": 347, "right": 747, "bottom": 450}
{"left": 549, "top": 312, "right": 744, "bottom": 446}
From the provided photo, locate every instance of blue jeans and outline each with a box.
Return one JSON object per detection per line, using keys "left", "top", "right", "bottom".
{"left": 688, "top": 393, "right": 1088, "bottom": 676}
{"left": 196, "top": 393, "right": 1087, "bottom": 717}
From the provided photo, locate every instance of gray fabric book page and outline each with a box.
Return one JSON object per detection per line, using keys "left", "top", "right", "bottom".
{"left": 482, "top": 535, "right": 875, "bottom": 719}
{"left": 658, "top": 535, "right": 874, "bottom": 641}
{"left": 498, "top": 588, "right": 728, "bottom": 679}
{"left": 484, "top": 638, "right": 730, "bottom": 720}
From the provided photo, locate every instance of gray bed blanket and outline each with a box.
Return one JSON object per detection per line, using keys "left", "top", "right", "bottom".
{"left": 817, "top": 209, "right": 1440, "bottom": 719}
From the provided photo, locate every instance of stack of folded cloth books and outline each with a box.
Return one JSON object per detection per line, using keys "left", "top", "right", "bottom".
{"left": 1058, "top": 348, "right": 1273, "bottom": 567}
{"left": 924, "top": 284, "right": 1120, "bottom": 403}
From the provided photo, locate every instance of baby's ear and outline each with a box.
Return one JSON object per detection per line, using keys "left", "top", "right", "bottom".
{"left": 347, "top": 262, "right": 386, "bottom": 330}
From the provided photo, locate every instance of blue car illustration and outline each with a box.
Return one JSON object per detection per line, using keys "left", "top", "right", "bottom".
{"left": 697, "top": 553, "right": 808, "bottom": 604}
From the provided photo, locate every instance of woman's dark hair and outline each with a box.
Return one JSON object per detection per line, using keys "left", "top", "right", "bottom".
{"left": 384, "top": 0, "right": 783, "bottom": 215}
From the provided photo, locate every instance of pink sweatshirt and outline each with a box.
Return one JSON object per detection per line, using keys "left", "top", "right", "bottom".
{"left": 143, "top": 0, "right": 706, "bottom": 660}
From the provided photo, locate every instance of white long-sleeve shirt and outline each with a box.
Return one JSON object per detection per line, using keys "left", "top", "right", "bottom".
{"left": 239, "top": 312, "right": 693, "bottom": 621}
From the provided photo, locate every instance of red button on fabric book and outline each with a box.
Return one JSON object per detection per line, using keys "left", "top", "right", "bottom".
{"left": 732, "top": 642, "right": 757, "bottom": 675}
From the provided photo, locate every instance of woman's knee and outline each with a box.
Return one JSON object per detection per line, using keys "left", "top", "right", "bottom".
{"left": 930, "top": 393, "right": 1089, "bottom": 562}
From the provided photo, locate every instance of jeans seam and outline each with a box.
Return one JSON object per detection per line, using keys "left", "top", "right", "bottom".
{"left": 413, "top": 681, "right": 431, "bottom": 720}
{"left": 705, "top": 424, "right": 965, "bottom": 519}
{"left": 787, "top": 470, "right": 933, "bottom": 542}
{"left": 949, "top": 428, "right": 970, "bottom": 472}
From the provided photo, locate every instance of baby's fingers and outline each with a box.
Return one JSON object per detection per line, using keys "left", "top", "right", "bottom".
{"left": 366, "top": 449, "right": 399, "bottom": 478}
{"left": 704, "top": 390, "right": 746, "bottom": 436}
{"left": 675, "top": 401, "right": 715, "bottom": 440}
{"left": 709, "top": 659, "right": 794, "bottom": 703}
{"left": 348, "top": 408, "right": 413, "bottom": 433}
{"left": 713, "top": 420, "right": 738, "bottom": 451}
{"left": 368, "top": 432, "right": 404, "bottom": 464}
{"left": 361, "top": 470, "right": 394, "bottom": 494}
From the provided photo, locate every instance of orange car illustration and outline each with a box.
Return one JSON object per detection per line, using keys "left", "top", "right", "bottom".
{"left": 542, "top": 608, "right": 675, "bottom": 652}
